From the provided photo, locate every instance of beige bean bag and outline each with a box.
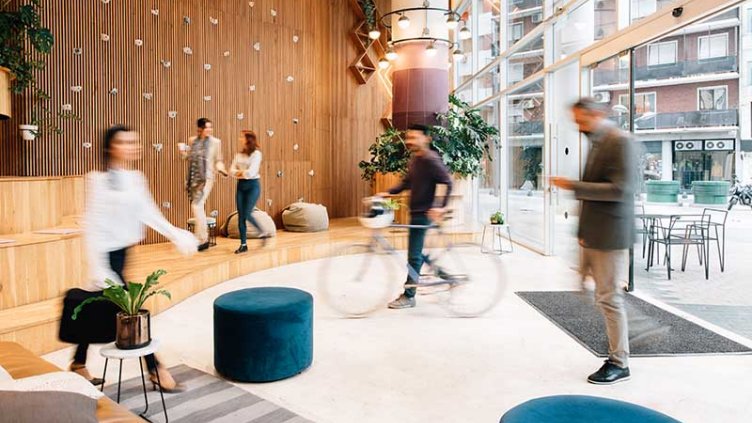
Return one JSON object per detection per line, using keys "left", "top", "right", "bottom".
{"left": 221, "top": 209, "right": 277, "bottom": 239}
{"left": 282, "top": 202, "right": 329, "bottom": 232}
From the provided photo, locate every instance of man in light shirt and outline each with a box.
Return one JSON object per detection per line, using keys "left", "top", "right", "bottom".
{"left": 180, "top": 118, "right": 227, "bottom": 251}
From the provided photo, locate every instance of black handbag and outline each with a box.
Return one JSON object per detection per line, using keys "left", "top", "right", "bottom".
{"left": 58, "top": 288, "right": 119, "bottom": 344}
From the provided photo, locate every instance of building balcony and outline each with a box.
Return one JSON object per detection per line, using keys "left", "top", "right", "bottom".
{"left": 510, "top": 120, "right": 544, "bottom": 136}
{"left": 593, "top": 56, "right": 737, "bottom": 86}
{"left": 610, "top": 109, "right": 738, "bottom": 131}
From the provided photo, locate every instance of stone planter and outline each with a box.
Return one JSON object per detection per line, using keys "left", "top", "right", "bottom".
{"left": 692, "top": 181, "right": 730, "bottom": 205}
{"left": 646, "top": 180, "right": 680, "bottom": 203}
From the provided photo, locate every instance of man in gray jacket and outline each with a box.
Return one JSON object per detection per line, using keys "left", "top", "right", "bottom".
{"left": 551, "top": 98, "right": 636, "bottom": 385}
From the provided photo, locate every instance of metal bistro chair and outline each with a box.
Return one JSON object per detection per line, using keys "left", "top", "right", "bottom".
{"left": 686, "top": 208, "right": 728, "bottom": 274}
{"left": 646, "top": 214, "right": 711, "bottom": 280}
{"left": 635, "top": 204, "right": 649, "bottom": 258}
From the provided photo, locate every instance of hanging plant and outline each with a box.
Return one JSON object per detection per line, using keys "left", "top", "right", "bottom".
{"left": 430, "top": 94, "right": 500, "bottom": 179}
{"left": 358, "top": 0, "right": 377, "bottom": 31}
{"left": 0, "top": 0, "right": 78, "bottom": 135}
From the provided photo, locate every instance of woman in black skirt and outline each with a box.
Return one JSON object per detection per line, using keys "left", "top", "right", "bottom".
{"left": 60, "top": 125, "right": 197, "bottom": 391}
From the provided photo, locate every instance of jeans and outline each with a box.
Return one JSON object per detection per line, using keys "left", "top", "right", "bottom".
{"left": 236, "top": 179, "right": 262, "bottom": 245}
{"left": 73, "top": 248, "right": 158, "bottom": 371}
{"left": 403, "top": 214, "right": 430, "bottom": 298}
{"left": 580, "top": 247, "right": 630, "bottom": 368}
{"left": 190, "top": 178, "right": 214, "bottom": 243}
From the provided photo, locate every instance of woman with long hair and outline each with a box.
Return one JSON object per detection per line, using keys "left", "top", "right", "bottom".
{"left": 60, "top": 125, "right": 196, "bottom": 392}
{"left": 230, "top": 130, "right": 268, "bottom": 253}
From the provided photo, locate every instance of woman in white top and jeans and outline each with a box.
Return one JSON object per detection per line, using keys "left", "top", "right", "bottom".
{"left": 230, "top": 131, "right": 267, "bottom": 253}
{"left": 60, "top": 125, "right": 197, "bottom": 391}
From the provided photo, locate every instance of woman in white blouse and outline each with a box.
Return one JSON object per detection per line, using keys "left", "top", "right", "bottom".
{"left": 230, "top": 131, "right": 268, "bottom": 253}
{"left": 61, "top": 125, "right": 196, "bottom": 392}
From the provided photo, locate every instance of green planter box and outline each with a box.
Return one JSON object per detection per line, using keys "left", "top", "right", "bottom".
{"left": 692, "top": 181, "right": 730, "bottom": 205}
{"left": 646, "top": 181, "right": 680, "bottom": 203}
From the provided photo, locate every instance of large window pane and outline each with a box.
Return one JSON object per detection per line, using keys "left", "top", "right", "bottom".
{"left": 477, "top": 100, "right": 502, "bottom": 223}
{"left": 477, "top": 65, "right": 500, "bottom": 101}
{"left": 554, "top": 1, "right": 596, "bottom": 60}
{"left": 595, "top": 0, "right": 618, "bottom": 40}
{"left": 508, "top": 0, "right": 544, "bottom": 49}
{"left": 507, "top": 79, "right": 545, "bottom": 249}
{"left": 631, "top": 0, "right": 677, "bottom": 23}
{"left": 478, "top": 0, "right": 502, "bottom": 68}
{"left": 508, "top": 33, "right": 545, "bottom": 86}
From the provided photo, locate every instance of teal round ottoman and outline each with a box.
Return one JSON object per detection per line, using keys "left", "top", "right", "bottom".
{"left": 214, "top": 287, "right": 313, "bottom": 382}
{"left": 500, "top": 395, "right": 681, "bottom": 423}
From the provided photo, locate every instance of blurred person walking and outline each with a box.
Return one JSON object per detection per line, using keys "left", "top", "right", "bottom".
{"left": 551, "top": 98, "right": 636, "bottom": 385}
{"left": 60, "top": 125, "right": 197, "bottom": 392}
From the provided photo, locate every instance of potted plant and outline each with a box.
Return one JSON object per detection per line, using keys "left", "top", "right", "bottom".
{"left": 358, "top": 0, "right": 380, "bottom": 39}
{"left": 1, "top": 0, "right": 77, "bottom": 136}
{"left": 490, "top": 211, "right": 504, "bottom": 225}
{"left": 71, "top": 270, "right": 171, "bottom": 350}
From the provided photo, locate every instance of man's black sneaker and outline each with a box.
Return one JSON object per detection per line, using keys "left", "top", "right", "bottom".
{"left": 587, "top": 360, "right": 631, "bottom": 385}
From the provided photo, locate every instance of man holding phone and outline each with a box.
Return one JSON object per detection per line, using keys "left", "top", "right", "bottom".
{"left": 179, "top": 117, "right": 227, "bottom": 251}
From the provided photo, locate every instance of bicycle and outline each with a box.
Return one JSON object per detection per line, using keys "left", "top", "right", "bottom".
{"left": 319, "top": 198, "right": 506, "bottom": 318}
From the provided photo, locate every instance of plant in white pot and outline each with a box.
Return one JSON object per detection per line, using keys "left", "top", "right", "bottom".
{"left": 71, "top": 270, "right": 171, "bottom": 350}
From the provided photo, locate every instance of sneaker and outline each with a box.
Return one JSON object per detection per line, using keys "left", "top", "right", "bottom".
{"left": 388, "top": 294, "right": 416, "bottom": 309}
{"left": 587, "top": 360, "right": 631, "bottom": 385}
{"left": 197, "top": 242, "right": 210, "bottom": 252}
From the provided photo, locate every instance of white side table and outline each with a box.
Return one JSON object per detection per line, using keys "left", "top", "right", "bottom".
{"left": 481, "top": 224, "right": 513, "bottom": 255}
{"left": 99, "top": 339, "right": 168, "bottom": 423}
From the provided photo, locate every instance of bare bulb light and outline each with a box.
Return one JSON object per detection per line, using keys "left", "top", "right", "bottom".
{"left": 368, "top": 29, "right": 381, "bottom": 40}
{"left": 446, "top": 15, "right": 458, "bottom": 30}
{"left": 459, "top": 23, "right": 471, "bottom": 40}
{"left": 425, "top": 42, "right": 437, "bottom": 57}
{"left": 452, "top": 47, "right": 464, "bottom": 61}
{"left": 378, "top": 58, "right": 390, "bottom": 69}
{"left": 397, "top": 14, "right": 410, "bottom": 29}
{"left": 385, "top": 47, "right": 398, "bottom": 61}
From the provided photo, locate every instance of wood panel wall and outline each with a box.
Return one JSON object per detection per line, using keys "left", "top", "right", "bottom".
{"left": 0, "top": 0, "right": 391, "bottom": 242}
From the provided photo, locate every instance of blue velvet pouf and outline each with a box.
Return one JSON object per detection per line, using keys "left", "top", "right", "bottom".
{"left": 214, "top": 287, "right": 313, "bottom": 382}
{"left": 500, "top": 395, "right": 681, "bottom": 423}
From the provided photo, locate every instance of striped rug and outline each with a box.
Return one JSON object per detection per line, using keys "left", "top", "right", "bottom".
{"left": 103, "top": 364, "right": 313, "bottom": 423}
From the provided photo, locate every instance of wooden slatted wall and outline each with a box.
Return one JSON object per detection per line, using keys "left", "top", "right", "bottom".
{"left": 0, "top": 0, "right": 391, "bottom": 242}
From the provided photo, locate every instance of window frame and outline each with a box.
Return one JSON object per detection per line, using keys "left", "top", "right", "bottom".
{"left": 510, "top": 22, "right": 524, "bottom": 42}
{"left": 697, "top": 85, "right": 729, "bottom": 111}
{"left": 618, "top": 91, "right": 658, "bottom": 114}
{"left": 697, "top": 33, "right": 729, "bottom": 60}
{"left": 647, "top": 40, "right": 678, "bottom": 66}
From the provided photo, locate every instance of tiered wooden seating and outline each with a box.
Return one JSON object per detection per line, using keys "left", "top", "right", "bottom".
{"left": 0, "top": 176, "right": 476, "bottom": 355}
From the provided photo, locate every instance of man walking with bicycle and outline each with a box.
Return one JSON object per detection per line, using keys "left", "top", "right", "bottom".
{"left": 377, "top": 124, "right": 453, "bottom": 309}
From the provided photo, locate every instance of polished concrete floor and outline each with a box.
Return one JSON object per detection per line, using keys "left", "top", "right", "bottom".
{"left": 45, "top": 246, "right": 752, "bottom": 423}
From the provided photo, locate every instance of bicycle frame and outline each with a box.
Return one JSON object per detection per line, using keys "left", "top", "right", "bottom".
{"left": 366, "top": 223, "right": 458, "bottom": 289}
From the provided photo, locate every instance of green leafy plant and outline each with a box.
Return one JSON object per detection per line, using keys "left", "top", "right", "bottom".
{"left": 0, "top": 0, "right": 53, "bottom": 94}
{"left": 382, "top": 198, "right": 401, "bottom": 211}
{"left": 490, "top": 211, "right": 504, "bottom": 225}
{"left": 431, "top": 95, "right": 500, "bottom": 179}
{"left": 1, "top": 0, "right": 78, "bottom": 136}
{"left": 71, "top": 270, "right": 171, "bottom": 320}
{"left": 358, "top": 0, "right": 377, "bottom": 30}
{"left": 359, "top": 127, "right": 409, "bottom": 182}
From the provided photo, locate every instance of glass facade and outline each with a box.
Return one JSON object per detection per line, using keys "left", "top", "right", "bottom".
{"left": 453, "top": 0, "right": 745, "bottom": 254}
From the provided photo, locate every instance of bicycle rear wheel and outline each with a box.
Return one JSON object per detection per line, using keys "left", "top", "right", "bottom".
{"left": 427, "top": 242, "right": 505, "bottom": 317}
{"left": 319, "top": 243, "right": 399, "bottom": 317}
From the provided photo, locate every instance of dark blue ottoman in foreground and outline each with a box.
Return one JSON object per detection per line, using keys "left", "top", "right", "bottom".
{"left": 500, "top": 395, "right": 681, "bottom": 423}
{"left": 214, "top": 287, "right": 313, "bottom": 382}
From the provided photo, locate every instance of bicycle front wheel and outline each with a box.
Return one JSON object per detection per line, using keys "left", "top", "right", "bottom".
{"left": 319, "top": 243, "right": 400, "bottom": 317}
{"left": 429, "top": 242, "right": 506, "bottom": 317}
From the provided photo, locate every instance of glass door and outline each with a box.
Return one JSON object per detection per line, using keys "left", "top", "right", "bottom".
{"left": 548, "top": 61, "right": 582, "bottom": 264}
